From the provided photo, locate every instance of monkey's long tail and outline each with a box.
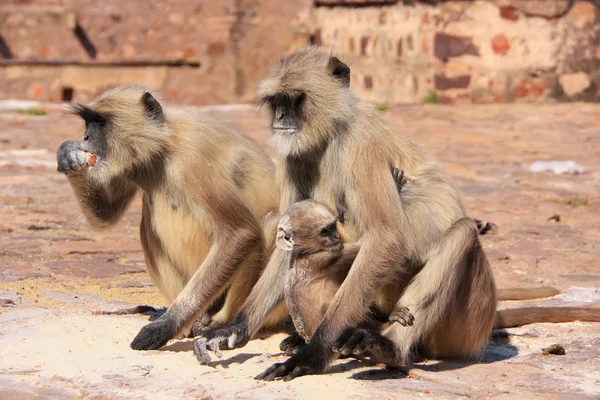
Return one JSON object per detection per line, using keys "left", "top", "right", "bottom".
{"left": 495, "top": 307, "right": 600, "bottom": 329}
{"left": 496, "top": 287, "right": 560, "bottom": 301}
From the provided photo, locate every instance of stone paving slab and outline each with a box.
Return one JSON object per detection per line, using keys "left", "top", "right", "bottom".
{"left": 0, "top": 102, "right": 599, "bottom": 399}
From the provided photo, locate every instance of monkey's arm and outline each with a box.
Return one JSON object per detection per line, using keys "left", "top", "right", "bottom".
{"left": 130, "top": 189, "right": 263, "bottom": 351}
{"left": 193, "top": 247, "right": 290, "bottom": 362}
{"left": 57, "top": 140, "right": 138, "bottom": 228}
{"left": 256, "top": 160, "right": 412, "bottom": 381}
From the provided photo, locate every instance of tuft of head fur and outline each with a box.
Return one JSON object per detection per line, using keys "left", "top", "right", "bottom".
{"left": 70, "top": 83, "right": 169, "bottom": 183}
{"left": 258, "top": 47, "right": 357, "bottom": 156}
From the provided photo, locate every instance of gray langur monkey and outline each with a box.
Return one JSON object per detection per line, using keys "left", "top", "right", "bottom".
{"left": 194, "top": 48, "right": 600, "bottom": 381}
{"left": 56, "top": 83, "right": 279, "bottom": 350}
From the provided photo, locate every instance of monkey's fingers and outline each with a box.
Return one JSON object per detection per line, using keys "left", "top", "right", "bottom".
{"left": 254, "top": 362, "right": 290, "bottom": 381}
{"left": 193, "top": 338, "right": 212, "bottom": 364}
{"left": 280, "top": 333, "right": 306, "bottom": 355}
{"left": 282, "top": 366, "right": 313, "bottom": 382}
{"left": 207, "top": 338, "right": 224, "bottom": 358}
{"left": 473, "top": 218, "right": 496, "bottom": 235}
{"left": 389, "top": 307, "right": 415, "bottom": 327}
{"left": 335, "top": 329, "right": 368, "bottom": 356}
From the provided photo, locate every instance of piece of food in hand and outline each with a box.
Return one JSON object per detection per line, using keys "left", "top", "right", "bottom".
{"left": 85, "top": 152, "right": 97, "bottom": 166}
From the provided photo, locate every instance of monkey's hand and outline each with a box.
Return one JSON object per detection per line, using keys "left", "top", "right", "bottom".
{"left": 254, "top": 341, "right": 331, "bottom": 381}
{"left": 388, "top": 306, "right": 414, "bottom": 327}
{"left": 279, "top": 332, "right": 306, "bottom": 355}
{"left": 333, "top": 328, "right": 398, "bottom": 365}
{"left": 193, "top": 321, "right": 249, "bottom": 364}
{"left": 57, "top": 141, "right": 87, "bottom": 173}
{"left": 130, "top": 315, "right": 177, "bottom": 351}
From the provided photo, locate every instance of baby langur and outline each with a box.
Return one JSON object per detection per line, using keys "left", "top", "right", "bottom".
{"left": 278, "top": 169, "right": 413, "bottom": 355}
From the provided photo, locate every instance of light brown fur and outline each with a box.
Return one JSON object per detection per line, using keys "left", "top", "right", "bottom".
{"left": 58, "top": 83, "right": 278, "bottom": 349}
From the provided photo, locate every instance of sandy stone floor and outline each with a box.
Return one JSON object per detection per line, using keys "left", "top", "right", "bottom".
{"left": 0, "top": 102, "right": 599, "bottom": 399}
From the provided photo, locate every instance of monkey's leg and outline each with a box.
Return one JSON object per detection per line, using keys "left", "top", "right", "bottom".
{"left": 131, "top": 216, "right": 263, "bottom": 351}
{"left": 337, "top": 218, "right": 495, "bottom": 365}
{"left": 193, "top": 248, "right": 290, "bottom": 364}
{"left": 191, "top": 248, "right": 264, "bottom": 336}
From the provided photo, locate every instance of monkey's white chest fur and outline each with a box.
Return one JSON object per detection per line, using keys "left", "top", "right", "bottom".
{"left": 147, "top": 192, "right": 212, "bottom": 302}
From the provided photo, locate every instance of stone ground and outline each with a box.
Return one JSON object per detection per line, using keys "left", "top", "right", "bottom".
{"left": 0, "top": 101, "right": 599, "bottom": 399}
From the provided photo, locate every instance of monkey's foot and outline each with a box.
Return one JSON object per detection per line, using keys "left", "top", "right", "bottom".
{"left": 188, "top": 312, "right": 226, "bottom": 338}
{"left": 389, "top": 306, "right": 414, "bottom": 327}
{"left": 93, "top": 305, "right": 167, "bottom": 321}
{"left": 193, "top": 321, "right": 249, "bottom": 364}
{"left": 130, "top": 316, "right": 177, "bottom": 351}
{"left": 333, "top": 328, "right": 398, "bottom": 365}
{"left": 473, "top": 218, "right": 496, "bottom": 235}
{"left": 279, "top": 332, "right": 306, "bottom": 355}
{"left": 255, "top": 342, "right": 331, "bottom": 381}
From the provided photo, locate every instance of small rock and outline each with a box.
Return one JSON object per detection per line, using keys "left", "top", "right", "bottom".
{"left": 542, "top": 344, "right": 565, "bottom": 355}
{"left": 257, "top": 352, "right": 272, "bottom": 363}
{"left": 547, "top": 214, "right": 560, "bottom": 222}
{"left": 559, "top": 72, "right": 591, "bottom": 97}
{"left": 529, "top": 161, "right": 584, "bottom": 175}
{"left": 0, "top": 299, "right": 16, "bottom": 307}
{"left": 0, "top": 225, "right": 13, "bottom": 233}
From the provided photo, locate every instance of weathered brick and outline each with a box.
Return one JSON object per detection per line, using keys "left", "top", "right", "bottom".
{"left": 361, "top": 36, "right": 369, "bottom": 56}
{"left": 434, "top": 33, "right": 479, "bottom": 61}
{"left": 567, "top": 1, "right": 597, "bottom": 29}
{"left": 500, "top": 6, "right": 520, "bottom": 21}
{"left": 514, "top": 80, "right": 547, "bottom": 98}
{"left": 435, "top": 74, "right": 471, "bottom": 90}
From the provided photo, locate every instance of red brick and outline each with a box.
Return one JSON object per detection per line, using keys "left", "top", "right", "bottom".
{"left": 492, "top": 34, "right": 510, "bottom": 56}
{"left": 500, "top": 6, "right": 520, "bottom": 21}
{"left": 514, "top": 80, "right": 547, "bottom": 98}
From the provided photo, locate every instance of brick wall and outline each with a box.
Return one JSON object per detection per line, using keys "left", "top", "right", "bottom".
{"left": 308, "top": 0, "right": 600, "bottom": 104}
{"left": 1, "top": 0, "right": 599, "bottom": 105}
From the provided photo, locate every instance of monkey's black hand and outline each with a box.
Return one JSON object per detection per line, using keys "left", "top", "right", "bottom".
{"left": 333, "top": 328, "right": 396, "bottom": 361}
{"left": 193, "top": 320, "right": 249, "bottom": 364}
{"left": 255, "top": 341, "right": 331, "bottom": 381}
{"left": 279, "top": 332, "right": 306, "bottom": 355}
{"left": 57, "top": 140, "right": 86, "bottom": 173}
{"left": 130, "top": 316, "right": 177, "bottom": 350}
{"left": 389, "top": 306, "right": 414, "bottom": 327}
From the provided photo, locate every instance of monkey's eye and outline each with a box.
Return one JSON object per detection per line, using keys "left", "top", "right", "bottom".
{"left": 320, "top": 227, "right": 329, "bottom": 237}
{"left": 294, "top": 92, "right": 305, "bottom": 108}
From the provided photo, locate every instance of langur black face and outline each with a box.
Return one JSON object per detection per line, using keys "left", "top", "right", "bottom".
{"left": 264, "top": 92, "right": 306, "bottom": 136}
{"left": 258, "top": 50, "right": 351, "bottom": 147}
{"left": 69, "top": 104, "right": 110, "bottom": 160}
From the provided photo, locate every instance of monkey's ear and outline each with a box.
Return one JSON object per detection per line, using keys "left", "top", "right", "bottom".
{"left": 142, "top": 92, "right": 164, "bottom": 122}
{"left": 327, "top": 57, "right": 350, "bottom": 87}
{"left": 276, "top": 228, "right": 294, "bottom": 252}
